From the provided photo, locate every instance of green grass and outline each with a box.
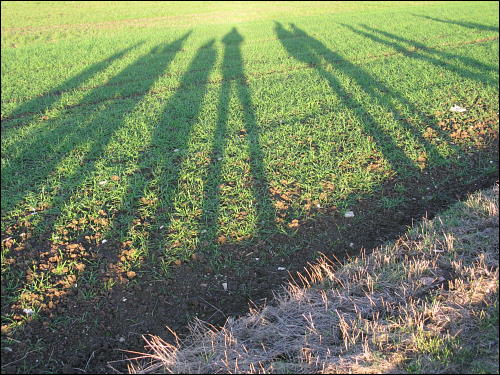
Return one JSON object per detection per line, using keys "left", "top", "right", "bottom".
{"left": 1, "top": 0, "right": 499, "bottom": 361}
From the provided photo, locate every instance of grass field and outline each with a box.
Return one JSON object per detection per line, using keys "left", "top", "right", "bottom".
{"left": 1, "top": 1, "right": 498, "bottom": 373}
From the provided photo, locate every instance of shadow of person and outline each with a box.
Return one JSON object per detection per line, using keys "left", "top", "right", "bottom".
{"left": 198, "top": 27, "right": 276, "bottom": 250}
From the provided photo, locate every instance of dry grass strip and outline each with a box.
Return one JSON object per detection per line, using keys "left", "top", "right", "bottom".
{"left": 123, "top": 185, "right": 499, "bottom": 374}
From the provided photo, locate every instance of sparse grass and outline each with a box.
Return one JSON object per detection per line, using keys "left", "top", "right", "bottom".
{"left": 1, "top": 1, "right": 498, "bottom": 373}
{"left": 127, "top": 186, "right": 499, "bottom": 374}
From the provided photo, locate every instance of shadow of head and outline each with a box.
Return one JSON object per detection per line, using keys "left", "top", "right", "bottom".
{"left": 150, "top": 30, "right": 193, "bottom": 54}
{"left": 222, "top": 27, "right": 243, "bottom": 45}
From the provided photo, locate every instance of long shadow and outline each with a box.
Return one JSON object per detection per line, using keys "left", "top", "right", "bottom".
{"left": 231, "top": 28, "right": 277, "bottom": 236}
{"left": 1, "top": 34, "right": 190, "bottom": 216}
{"left": 106, "top": 40, "right": 217, "bottom": 265}
{"left": 3, "top": 29, "right": 498, "bottom": 375}
{"left": 1, "top": 37, "right": 216, "bottom": 369}
{"left": 274, "top": 22, "right": 440, "bottom": 176}
{"left": 1, "top": 43, "right": 140, "bottom": 214}
{"left": 413, "top": 14, "right": 499, "bottom": 33}
{"left": 198, "top": 28, "right": 276, "bottom": 249}
{"left": 1, "top": 43, "right": 140, "bottom": 124}
{"left": 339, "top": 23, "right": 495, "bottom": 147}
{"left": 3, "top": 34, "right": 191, "bottom": 318}
{"left": 357, "top": 24, "right": 498, "bottom": 86}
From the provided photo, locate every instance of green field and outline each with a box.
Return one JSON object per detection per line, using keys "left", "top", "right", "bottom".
{"left": 1, "top": 1, "right": 498, "bottom": 373}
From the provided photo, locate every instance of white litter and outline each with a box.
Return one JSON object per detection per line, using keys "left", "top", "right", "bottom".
{"left": 217, "top": 157, "right": 223, "bottom": 161}
{"left": 450, "top": 105, "right": 466, "bottom": 113}
{"left": 98, "top": 180, "right": 108, "bottom": 186}
{"left": 101, "top": 239, "right": 108, "bottom": 244}
{"left": 173, "top": 148, "right": 179, "bottom": 152}
{"left": 159, "top": 225, "right": 164, "bottom": 229}
{"left": 119, "top": 337, "right": 126, "bottom": 343}
{"left": 23, "top": 308, "right": 34, "bottom": 315}
{"left": 349, "top": 242, "right": 354, "bottom": 248}
{"left": 277, "top": 267, "right": 286, "bottom": 271}
{"left": 344, "top": 211, "right": 355, "bottom": 218}
{"left": 222, "top": 282, "right": 228, "bottom": 291}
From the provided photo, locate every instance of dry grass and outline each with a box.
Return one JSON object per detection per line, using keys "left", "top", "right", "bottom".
{"left": 124, "top": 185, "right": 499, "bottom": 374}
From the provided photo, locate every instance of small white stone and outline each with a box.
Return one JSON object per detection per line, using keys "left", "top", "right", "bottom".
{"left": 254, "top": 258, "right": 259, "bottom": 261}
{"left": 450, "top": 105, "right": 466, "bottom": 113}
{"left": 101, "top": 239, "right": 108, "bottom": 244}
{"left": 173, "top": 149, "right": 179, "bottom": 152}
{"left": 119, "top": 337, "right": 126, "bottom": 343}
{"left": 344, "top": 211, "right": 354, "bottom": 218}
{"left": 217, "top": 157, "right": 223, "bottom": 161}
{"left": 316, "top": 203, "right": 321, "bottom": 208}
{"left": 222, "top": 282, "right": 228, "bottom": 291}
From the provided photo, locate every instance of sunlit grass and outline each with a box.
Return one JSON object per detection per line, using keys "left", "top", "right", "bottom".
{"left": 0, "top": 2, "right": 498, "bottom": 371}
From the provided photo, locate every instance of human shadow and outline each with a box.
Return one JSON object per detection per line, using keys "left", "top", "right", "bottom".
{"left": 274, "top": 22, "right": 446, "bottom": 177}
{"left": 3, "top": 33, "right": 192, "bottom": 312}
{"left": 3, "top": 26, "right": 498, "bottom": 375}
{"left": 355, "top": 24, "right": 498, "bottom": 86}
{"left": 198, "top": 28, "right": 276, "bottom": 249}
{"left": 1, "top": 43, "right": 141, "bottom": 125}
{"left": 2, "top": 36, "right": 218, "bottom": 361}
{"left": 104, "top": 39, "right": 218, "bottom": 268}
{"left": 1, "top": 33, "right": 190, "bottom": 217}
{"left": 412, "top": 14, "right": 499, "bottom": 33}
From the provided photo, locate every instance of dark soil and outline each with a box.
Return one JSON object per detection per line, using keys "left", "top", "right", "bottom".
{"left": 1, "top": 148, "right": 498, "bottom": 374}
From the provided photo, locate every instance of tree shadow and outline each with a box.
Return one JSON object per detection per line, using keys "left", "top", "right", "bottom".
{"left": 412, "top": 14, "right": 499, "bottom": 33}
{"left": 198, "top": 28, "right": 276, "bottom": 250}
{"left": 354, "top": 24, "right": 498, "bottom": 86}
{"left": 1, "top": 34, "right": 190, "bottom": 216}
